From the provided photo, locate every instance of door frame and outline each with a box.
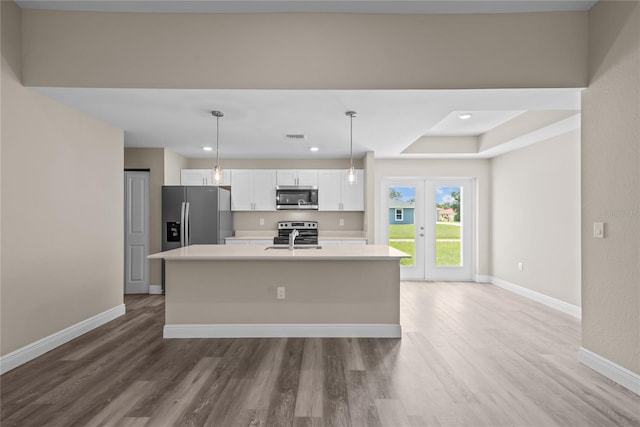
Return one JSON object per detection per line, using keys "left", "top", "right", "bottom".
{"left": 424, "top": 178, "right": 476, "bottom": 281}
{"left": 380, "top": 177, "right": 476, "bottom": 282}
{"left": 380, "top": 179, "right": 425, "bottom": 280}
{"left": 124, "top": 170, "right": 150, "bottom": 294}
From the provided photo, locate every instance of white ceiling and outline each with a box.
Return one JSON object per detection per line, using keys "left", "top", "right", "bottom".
{"left": 16, "top": 0, "right": 598, "bottom": 15}
{"left": 33, "top": 88, "right": 581, "bottom": 159}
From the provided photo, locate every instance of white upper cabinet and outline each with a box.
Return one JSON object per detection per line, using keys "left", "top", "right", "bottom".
{"left": 180, "top": 169, "right": 230, "bottom": 186}
{"left": 231, "top": 169, "right": 276, "bottom": 211}
{"left": 340, "top": 169, "right": 365, "bottom": 211}
{"left": 318, "top": 169, "right": 364, "bottom": 211}
{"left": 181, "top": 169, "right": 212, "bottom": 186}
{"left": 318, "top": 170, "right": 342, "bottom": 210}
{"left": 276, "top": 170, "right": 319, "bottom": 187}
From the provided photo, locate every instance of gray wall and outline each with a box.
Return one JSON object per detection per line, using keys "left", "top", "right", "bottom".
{"left": 21, "top": 10, "right": 587, "bottom": 89}
{"left": 582, "top": 1, "right": 639, "bottom": 374}
{"left": 491, "top": 130, "right": 581, "bottom": 307}
{"left": 1, "top": 1, "right": 124, "bottom": 356}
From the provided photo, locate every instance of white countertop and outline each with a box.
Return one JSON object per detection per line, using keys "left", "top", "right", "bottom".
{"left": 149, "top": 244, "right": 408, "bottom": 261}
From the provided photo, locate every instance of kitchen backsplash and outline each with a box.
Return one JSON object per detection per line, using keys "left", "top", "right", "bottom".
{"left": 233, "top": 211, "right": 364, "bottom": 232}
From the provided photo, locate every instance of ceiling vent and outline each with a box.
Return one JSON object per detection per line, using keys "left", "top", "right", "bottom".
{"left": 285, "top": 134, "right": 306, "bottom": 141}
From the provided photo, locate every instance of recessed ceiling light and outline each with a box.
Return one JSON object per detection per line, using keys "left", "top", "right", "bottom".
{"left": 202, "top": 146, "right": 213, "bottom": 151}
{"left": 459, "top": 113, "right": 472, "bottom": 120}
{"left": 309, "top": 147, "right": 319, "bottom": 152}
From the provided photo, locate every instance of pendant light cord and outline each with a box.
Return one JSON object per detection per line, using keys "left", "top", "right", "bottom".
{"left": 349, "top": 113, "right": 354, "bottom": 170}
{"left": 216, "top": 114, "right": 220, "bottom": 168}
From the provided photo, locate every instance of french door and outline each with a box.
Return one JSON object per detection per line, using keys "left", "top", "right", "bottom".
{"left": 382, "top": 178, "right": 475, "bottom": 281}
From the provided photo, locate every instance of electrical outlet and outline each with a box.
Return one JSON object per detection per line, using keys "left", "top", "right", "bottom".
{"left": 259, "top": 218, "right": 265, "bottom": 226}
{"left": 518, "top": 262, "right": 524, "bottom": 272}
{"left": 277, "top": 286, "right": 285, "bottom": 300}
{"left": 339, "top": 218, "right": 345, "bottom": 226}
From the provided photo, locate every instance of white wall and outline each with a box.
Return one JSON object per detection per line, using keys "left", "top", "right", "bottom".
{"left": 164, "top": 149, "right": 188, "bottom": 186}
{"left": 1, "top": 1, "right": 124, "bottom": 356}
{"left": 491, "top": 130, "right": 581, "bottom": 307}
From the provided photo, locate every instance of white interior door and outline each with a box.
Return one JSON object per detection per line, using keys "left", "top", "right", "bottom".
{"left": 124, "top": 171, "right": 150, "bottom": 294}
{"left": 424, "top": 179, "right": 475, "bottom": 281}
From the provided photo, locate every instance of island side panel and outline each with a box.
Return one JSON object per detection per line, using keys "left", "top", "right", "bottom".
{"left": 164, "top": 259, "right": 400, "bottom": 326}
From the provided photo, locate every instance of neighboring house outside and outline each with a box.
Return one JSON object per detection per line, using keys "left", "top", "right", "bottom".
{"left": 389, "top": 201, "right": 415, "bottom": 225}
{"left": 437, "top": 208, "right": 456, "bottom": 222}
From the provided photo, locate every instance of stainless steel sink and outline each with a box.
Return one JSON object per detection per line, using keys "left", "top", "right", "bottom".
{"left": 265, "top": 245, "right": 322, "bottom": 250}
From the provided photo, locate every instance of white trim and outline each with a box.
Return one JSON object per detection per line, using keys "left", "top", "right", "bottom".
{"left": 148, "top": 285, "right": 163, "bottom": 295}
{"left": 0, "top": 304, "right": 126, "bottom": 375}
{"left": 126, "top": 283, "right": 149, "bottom": 294}
{"left": 164, "top": 323, "right": 402, "bottom": 339}
{"left": 578, "top": 347, "right": 640, "bottom": 396}
{"left": 489, "top": 276, "right": 581, "bottom": 319}
{"left": 475, "top": 274, "right": 491, "bottom": 283}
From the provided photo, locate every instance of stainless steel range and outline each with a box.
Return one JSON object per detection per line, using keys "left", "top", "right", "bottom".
{"left": 273, "top": 221, "right": 318, "bottom": 245}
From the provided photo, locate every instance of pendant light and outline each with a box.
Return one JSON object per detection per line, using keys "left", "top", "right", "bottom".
{"left": 211, "top": 110, "right": 224, "bottom": 183}
{"left": 346, "top": 111, "right": 357, "bottom": 184}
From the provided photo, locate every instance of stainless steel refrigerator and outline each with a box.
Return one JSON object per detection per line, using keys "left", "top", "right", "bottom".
{"left": 161, "top": 186, "right": 232, "bottom": 289}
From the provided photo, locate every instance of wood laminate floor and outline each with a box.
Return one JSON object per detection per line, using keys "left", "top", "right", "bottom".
{"left": 1, "top": 282, "right": 638, "bottom": 426}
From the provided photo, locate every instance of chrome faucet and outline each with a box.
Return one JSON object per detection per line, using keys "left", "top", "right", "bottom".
{"left": 289, "top": 229, "right": 299, "bottom": 250}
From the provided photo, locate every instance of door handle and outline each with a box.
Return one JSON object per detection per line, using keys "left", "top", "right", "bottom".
{"left": 185, "top": 202, "right": 190, "bottom": 246}
{"left": 179, "top": 202, "right": 186, "bottom": 247}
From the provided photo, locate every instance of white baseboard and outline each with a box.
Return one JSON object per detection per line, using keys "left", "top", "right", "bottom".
{"left": 578, "top": 347, "right": 640, "bottom": 396}
{"left": 489, "top": 276, "right": 581, "bottom": 319}
{"left": 164, "top": 323, "right": 402, "bottom": 339}
{"left": 0, "top": 304, "right": 126, "bottom": 375}
{"left": 475, "top": 274, "right": 491, "bottom": 283}
{"left": 148, "top": 285, "right": 163, "bottom": 295}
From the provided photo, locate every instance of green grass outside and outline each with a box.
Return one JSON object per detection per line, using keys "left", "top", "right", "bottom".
{"left": 388, "top": 223, "right": 460, "bottom": 240}
{"left": 436, "top": 223, "right": 461, "bottom": 239}
{"left": 436, "top": 241, "right": 461, "bottom": 266}
{"left": 388, "top": 224, "right": 415, "bottom": 239}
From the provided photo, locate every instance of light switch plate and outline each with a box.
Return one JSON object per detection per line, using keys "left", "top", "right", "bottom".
{"left": 593, "top": 222, "right": 604, "bottom": 238}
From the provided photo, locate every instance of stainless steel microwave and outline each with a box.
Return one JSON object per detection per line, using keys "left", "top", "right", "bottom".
{"left": 275, "top": 186, "right": 319, "bottom": 210}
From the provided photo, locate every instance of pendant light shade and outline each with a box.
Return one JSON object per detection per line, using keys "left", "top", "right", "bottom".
{"left": 211, "top": 110, "right": 224, "bottom": 183}
{"left": 346, "top": 111, "right": 357, "bottom": 184}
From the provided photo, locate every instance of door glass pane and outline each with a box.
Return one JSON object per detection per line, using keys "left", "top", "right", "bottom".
{"left": 388, "top": 186, "right": 416, "bottom": 266}
{"left": 435, "top": 186, "right": 462, "bottom": 267}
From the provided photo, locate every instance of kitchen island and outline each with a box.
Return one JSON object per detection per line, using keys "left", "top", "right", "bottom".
{"left": 149, "top": 244, "right": 409, "bottom": 339}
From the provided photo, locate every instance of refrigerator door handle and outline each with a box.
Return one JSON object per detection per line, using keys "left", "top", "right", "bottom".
{"left": 185, "top": 202, "right": 191, "bottom": 246}
{"left": 180, "top": 202, "right": 186, "bottom": 247}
